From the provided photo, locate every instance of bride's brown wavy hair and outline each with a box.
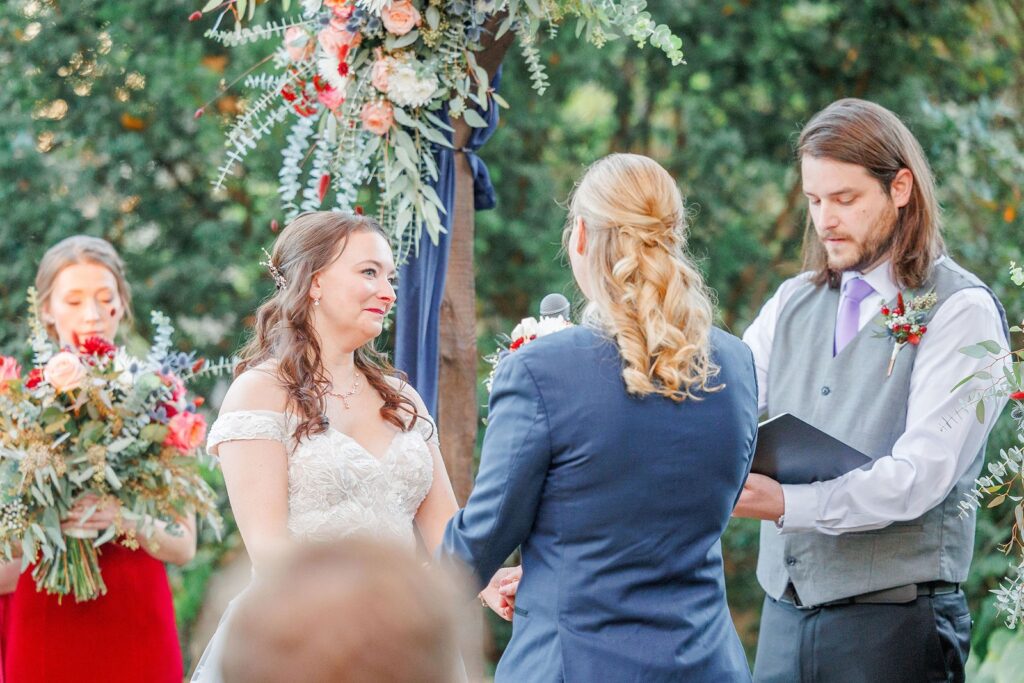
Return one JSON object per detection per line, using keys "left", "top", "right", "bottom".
{"left": 236, "top": 211, "right": 420, "bottom": 442}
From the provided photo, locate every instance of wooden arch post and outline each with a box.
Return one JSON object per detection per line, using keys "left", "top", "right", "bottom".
{"left": 438, "top": 24, "right": 515, "bottom": 505}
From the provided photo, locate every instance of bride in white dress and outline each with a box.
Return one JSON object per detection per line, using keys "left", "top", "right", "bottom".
{"left": 191, "top": 212, "right": 511, "bottom": 682}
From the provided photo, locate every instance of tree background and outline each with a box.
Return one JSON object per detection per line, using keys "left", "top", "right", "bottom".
{"left": 1, "top": 0, "right": 1022, "bottom": 678}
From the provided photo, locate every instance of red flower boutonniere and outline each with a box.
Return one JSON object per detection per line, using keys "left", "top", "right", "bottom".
{"left": 876, "top": 290, "right": 938, "bottom": 377}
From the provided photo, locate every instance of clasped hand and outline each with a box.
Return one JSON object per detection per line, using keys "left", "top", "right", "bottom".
{"left": 479, "top": 565, "right": 522, "bottom": 621}
{"left": 61, "top": 494, "right": 119, "bottom": 533}
{"left": 732, "top": 473, "right": 785, "bottom": 521}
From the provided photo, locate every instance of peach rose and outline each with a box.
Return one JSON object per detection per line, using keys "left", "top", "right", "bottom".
{"left": 0, "top": 356, "right": 20, "bottom": 393}
{"left": 371, "top": 58, "right": 390, "bottom": 92}
{"left": 317, "top": 25, "right": 361, "bottom": 61}
{"left": 164, "top": 411, "right": 208, "bottom": 454}
{"left": 381, "top": 0, "right": 421, "bottom": 36}
{"left": 318, "top": 85, "right": 345, "bottom": 112}
{"left": 43, "top": 352, "right": 87, "bottom": 393}
{"left": 283, "top": 26, "right": 314, "bottom": 62}
{"left": 361, "top": 100, "right": 394, "bottom": 136}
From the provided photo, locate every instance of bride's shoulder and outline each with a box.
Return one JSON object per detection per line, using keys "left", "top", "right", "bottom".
{"left": 219, "top": 362, "right": 289, "bottom": 415}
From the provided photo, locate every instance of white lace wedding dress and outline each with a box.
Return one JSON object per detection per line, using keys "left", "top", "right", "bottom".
{"left": 190, "top": 409, "right": 437, "bottom": 682}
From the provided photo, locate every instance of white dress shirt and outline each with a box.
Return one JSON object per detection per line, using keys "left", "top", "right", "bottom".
{"left": 742, "top": 258, "right": 1009, "bottom": 534}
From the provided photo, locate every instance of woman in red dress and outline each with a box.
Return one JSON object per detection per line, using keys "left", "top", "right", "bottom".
{"left": 3, "top": 236, "right": 195, "bottom": 683}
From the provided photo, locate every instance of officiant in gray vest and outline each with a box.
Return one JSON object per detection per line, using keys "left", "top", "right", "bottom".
{"left": 734, "top": 98, "right": 1009, "bottom": 683}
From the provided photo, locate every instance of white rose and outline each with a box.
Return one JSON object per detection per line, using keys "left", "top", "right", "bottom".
{"left": 512, "top": 317, "right": 539, "bottom": 341}
{"left": 386, "top": 61, "right": 439, "bottom": 108}
{"left": 536, "top": 316, "right": 571, "bottom": 337}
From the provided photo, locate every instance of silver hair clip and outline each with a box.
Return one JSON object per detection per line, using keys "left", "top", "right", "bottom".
{"left": 260, "top": 247, "right": 288, "bottom": 290}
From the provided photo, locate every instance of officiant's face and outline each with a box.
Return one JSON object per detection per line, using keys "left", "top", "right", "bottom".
{"left": 311, "top": 230, "right": 396, "bottom": 345}
{"left": 802, "top": 155, "right": 908, "bottom": 273}
{"left": 44, "top": 262, "right": 125, "bottom": 347}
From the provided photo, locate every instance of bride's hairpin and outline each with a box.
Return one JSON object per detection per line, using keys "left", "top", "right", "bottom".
{"left": 260, "top": 247, "right": 288, "bottom": 291}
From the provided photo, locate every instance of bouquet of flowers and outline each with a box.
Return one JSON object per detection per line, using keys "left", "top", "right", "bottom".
{"left": 0, "top": 291, "right": 224, "bottom": 602}
{"left": 484, "top": 313, "right": 571, "bottom": 393}
{"left": 195, "top": 0, "right": 684, "bottom": 260}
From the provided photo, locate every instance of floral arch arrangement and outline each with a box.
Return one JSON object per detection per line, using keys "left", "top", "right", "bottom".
{"left": 195, "top": 0, "right": 684, "bottom": 259}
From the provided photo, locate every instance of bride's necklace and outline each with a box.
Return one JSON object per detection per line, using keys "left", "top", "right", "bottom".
{"left": 326, "top": 372, "right": 362, "bottom": 410}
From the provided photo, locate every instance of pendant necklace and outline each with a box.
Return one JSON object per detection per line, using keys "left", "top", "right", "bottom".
{"left": 327, "top": 372, "right": 362, "bottom": 409}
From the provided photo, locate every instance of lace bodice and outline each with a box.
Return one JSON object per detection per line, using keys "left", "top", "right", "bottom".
{"left": 207, "top": 410, "right": 437, "bottom": 546}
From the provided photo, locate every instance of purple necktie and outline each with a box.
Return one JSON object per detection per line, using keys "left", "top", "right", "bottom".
{"left": 834, "top": 277, "right": 875, "bottom": 356}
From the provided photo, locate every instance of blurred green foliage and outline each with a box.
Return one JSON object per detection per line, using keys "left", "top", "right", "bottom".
{"left": 2, "top": 0, "right": 1022, "bottom": 671}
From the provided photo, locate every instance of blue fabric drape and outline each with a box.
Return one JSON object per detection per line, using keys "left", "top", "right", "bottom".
{"left": 394, "top": 68, "right": 502, "bottom": 418}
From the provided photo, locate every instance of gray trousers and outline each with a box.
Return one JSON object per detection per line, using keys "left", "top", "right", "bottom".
{"left": 753, "top": 591, "right": 971, "bottom": 683}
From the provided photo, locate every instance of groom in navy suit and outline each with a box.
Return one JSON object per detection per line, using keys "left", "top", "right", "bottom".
{"left": 441, "top": 154, "right": 759, "bottom": 682}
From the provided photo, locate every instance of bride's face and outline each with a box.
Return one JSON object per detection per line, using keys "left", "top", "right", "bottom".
{"left": 44, "top": 262, "right": 125, "bottom": 347}
{"left": 310, "top": 230, "right": 397, "bottom": 348}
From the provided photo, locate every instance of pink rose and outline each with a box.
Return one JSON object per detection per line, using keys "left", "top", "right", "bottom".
{"left": 371, "top": 58, "right": 390, "bottom": 92}
{"left": 381, "top": 0, "right": 421, "bottom": 36}
{"left": 360, "top": 100, "right": 394, "bottom": 136}
{"left": 317, "top": 25, "right": 361, "bottom": 61}
{"left": 283, "top": 26, "right": 314, "bottom": 62}
{"left": 164, "top": 411, "right": 208, "bottom": 454}
{"left": 43, "top": 352, "right": 87, "bottom": 392}
{"left": 317, "top": 85, "right": 345, "bottom": 112}
{"left": 0, "top": 356, "right": 20, "bottom": 393}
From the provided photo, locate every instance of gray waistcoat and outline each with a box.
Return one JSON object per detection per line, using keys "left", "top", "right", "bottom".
{"left": 757, "top": 258, "right": 1008, "bottom": 606}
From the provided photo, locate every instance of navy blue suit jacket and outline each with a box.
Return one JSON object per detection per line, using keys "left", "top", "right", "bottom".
{"left": 442, "top": 326, "right": 758, "bottom": 682}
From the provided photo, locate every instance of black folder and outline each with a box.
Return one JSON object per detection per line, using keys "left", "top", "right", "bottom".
{"left": 751, "top": 413, "right": 873, "bottom": 485}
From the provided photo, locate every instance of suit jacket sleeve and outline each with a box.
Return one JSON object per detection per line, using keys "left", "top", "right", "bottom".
{"left": 440, "top": 350, "right": 552, "bottom": 589}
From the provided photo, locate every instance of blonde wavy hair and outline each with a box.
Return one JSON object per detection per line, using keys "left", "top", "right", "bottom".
{"left": 564, "top": 154, "right": 720, "bottom": 402}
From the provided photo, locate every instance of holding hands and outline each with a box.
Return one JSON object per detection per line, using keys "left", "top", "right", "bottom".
{"left": 479, "top": 565, "right": 522, "bottom": 621}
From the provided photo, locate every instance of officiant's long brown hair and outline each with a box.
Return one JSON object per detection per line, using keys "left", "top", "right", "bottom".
{"left": 798, "top": 98, "right": 945, "bottom": 289}
{"left": 237, "top": 212, "right": 419, "bottom": 442}
{"left": 565, "top": 153, "right": 720, "bottom": 402}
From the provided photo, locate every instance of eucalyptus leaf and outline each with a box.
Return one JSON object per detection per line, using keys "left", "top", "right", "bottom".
{"left": 462, "top": 108, "right": 488, "bottom": 128}
{"left": 979, "top": 339, "right": 1004, "bottom": 354}
{"left": 959, "top": 344, "right": 990, "bottom": 359}
{"left": 391, "top": 105, "right": 418, "bottom": 129}
{"left": 423, "top": 110, "right": 454, "bottom": 132}
{"left": 976, "top": 399, "right": 986, "bottom": 424}
{"left": 94, "top": 525, "right": 117, "bottom": 547}
{"left": 425, "top": 6, "right": 440, "bottom": 29}
{"left": 418, "top": 123, "right": 452, "bottom": 148}
{"left": 386, "top": 30, "right": 419, "bottom": 50}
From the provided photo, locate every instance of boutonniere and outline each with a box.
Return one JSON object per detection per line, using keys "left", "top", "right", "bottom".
{"left": 875, "top": 290, "right": 938, "bottom": 376}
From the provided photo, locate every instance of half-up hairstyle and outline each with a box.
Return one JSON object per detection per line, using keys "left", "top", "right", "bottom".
{"left": 564, "top": 153, "right": 721, "bottom": 402}
{"left": 236, "top": 211, "right": 420, "bottom": 441}
{"left": 798, "top": 98, "right": 945, "bottom": 289}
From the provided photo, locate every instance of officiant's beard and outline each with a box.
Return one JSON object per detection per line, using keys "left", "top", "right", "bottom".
{"left": 826, "top": 202, "right": 898, "bottom": 274}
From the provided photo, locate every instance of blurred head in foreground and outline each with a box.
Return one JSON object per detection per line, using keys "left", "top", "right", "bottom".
{"left": 221, "top": 537, "right": 480, "bottom": 683}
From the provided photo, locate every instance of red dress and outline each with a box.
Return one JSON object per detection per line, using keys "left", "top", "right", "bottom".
{"left": 4, "top": 544, "right": 182, "bottom": 683}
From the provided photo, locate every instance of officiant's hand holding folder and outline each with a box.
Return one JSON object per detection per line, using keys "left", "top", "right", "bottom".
{"left": 752, "top": 413, "right": 872, "bottom": 485}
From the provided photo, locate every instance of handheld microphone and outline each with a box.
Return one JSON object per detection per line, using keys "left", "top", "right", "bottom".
{"left": 539, "top": 293, "right": 570, "bottom": 320}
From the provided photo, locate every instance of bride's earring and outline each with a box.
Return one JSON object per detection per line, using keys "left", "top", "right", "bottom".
{"left": 313, "top": 297, "right": 320, "bottom": 307}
